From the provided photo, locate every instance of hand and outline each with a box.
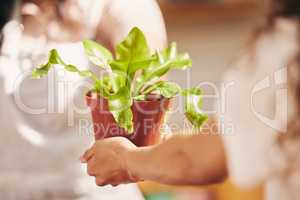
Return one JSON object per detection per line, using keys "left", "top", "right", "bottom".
{"left": 80, "top": 137, "right": 139, "bottom": 187}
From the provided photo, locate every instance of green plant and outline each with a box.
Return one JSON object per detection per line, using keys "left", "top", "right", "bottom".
{"left": 32, "top": 27, "right": 207, "bottom": 133}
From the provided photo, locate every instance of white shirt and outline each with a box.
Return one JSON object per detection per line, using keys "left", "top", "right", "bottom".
{"left": 219, "top": 18, "right": 300, "bottom": 200}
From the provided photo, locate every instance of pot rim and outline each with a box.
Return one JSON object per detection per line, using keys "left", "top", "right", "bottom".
{"left": 86, "top": 90, "right": 173, "bottom": 103}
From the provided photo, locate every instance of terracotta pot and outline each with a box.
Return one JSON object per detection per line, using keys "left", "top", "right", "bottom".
{"left": 86, "top": 91, "right": 171, "bottom": 147}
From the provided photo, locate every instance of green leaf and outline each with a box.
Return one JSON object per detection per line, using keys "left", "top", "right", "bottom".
{"left": 141, "top": 81, "right": 165, "bottom": 95}
{"left": 48, "top": 49, "right": 65, "bottom": 65}
{"left": 158, "top": 42, "right": 191, "bottom": 70}
{"left": 31, "top": 63, "right": 51, "bottom": 78}
{"left": 111, "top": 108, "right": 134, "bottom": 134}
{"left": 155, "top": 82, "right": 181, "bottom": 98}
{"left": 83, "top": 39, "right": 113, "bottom": 68}
{"left": 135, "top": 43, "right": 192, "bottom": 95}
{"left": 99, "top": 72, "right": 127, "bottom": 94}
{"left": 185, "top": 111, "right": 208, "bottom": 129}
{"left": 31, "top": 49, "right": 63, "bottom": 79}
{"left": 31, "top": 49, "right": 101, "bottom": 88}
{"left": 108, "top": 86, "right": 134, "bottom": 133}
{"left": 113, "top": 27, "right": 152, "bottom": 75}
{"left": 109, "top": 60, "right": 128, "bottom": 72}
{"left": 182, "top": 87, "right": 202, "bottom": 96}
{"left": 133, "top": 94, "right": 146, "bottom": 101}
{"left": 65, "top": 64, "right": 79, "bottom": 72}
{"left": 108, "top": 87, "right": 132, "bottom": 111}
{"left": 78, "top": 70, "right": 93, "bottom": 77}
{"left": 182, "top": 88, "right": 208, "bottom": 128}
{"left": 142, "top": 81, "right": 181, "bottom": 99}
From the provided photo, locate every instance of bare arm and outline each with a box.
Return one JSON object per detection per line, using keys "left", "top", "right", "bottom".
{"left": 81, "top": 120, "right": 227, "bottom": 186}
{"left": 127, "top": 133, "right": 227, "bottom": 185}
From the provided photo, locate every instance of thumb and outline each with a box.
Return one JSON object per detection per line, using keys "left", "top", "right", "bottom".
{"left": 80, "top": 145, "right": 95, "bottom": 163}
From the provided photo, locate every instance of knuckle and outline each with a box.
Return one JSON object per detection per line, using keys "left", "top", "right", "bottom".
{"left": 95, "top": 178, "right": 105, "bottom": 186}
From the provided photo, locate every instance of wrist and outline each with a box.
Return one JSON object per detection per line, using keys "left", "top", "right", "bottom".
{"left": 124, "top": 146, "right": 153, "bottom": 182}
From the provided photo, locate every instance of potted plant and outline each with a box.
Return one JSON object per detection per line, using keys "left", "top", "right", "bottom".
{"left": 32, "top": 27, "right": 207, "bottom": 147}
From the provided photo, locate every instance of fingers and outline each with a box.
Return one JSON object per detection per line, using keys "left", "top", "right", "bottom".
{"left": 95, "top": 177, "right": 106, "bottom": 187}
{"left": 95, "top": 172, "right": 124, "bottom": 187}
{"left": 80, "top": 138, "right": 135, "bottom": 187}
{"left": 87, "top": 157, "right": 97, "bottom": 176}
{"left": 80, "top": 145, "right": 95, "bottom": 163}
{"left": 87, "top": 156, "right": 125, "bottom": 186}
{"left": 95, "top": 177, "right": 122, "bottom": 187}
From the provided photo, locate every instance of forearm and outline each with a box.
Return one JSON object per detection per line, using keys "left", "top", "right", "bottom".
{"left": 126, "top": 133, "right": 228, "bottom": 185}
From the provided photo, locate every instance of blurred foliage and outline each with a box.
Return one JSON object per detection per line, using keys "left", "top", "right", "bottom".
{"left": 145, "top": 192, "right": 174, "bottom": 200}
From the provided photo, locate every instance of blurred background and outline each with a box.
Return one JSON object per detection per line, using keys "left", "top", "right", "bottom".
{"left": 0, "top": 0, "right": 264, "bottom": 200}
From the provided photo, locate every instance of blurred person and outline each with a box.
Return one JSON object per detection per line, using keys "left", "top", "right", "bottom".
{"left": 81, "top": 0, "right": 300, "bottom": 199}
{"left": 0, "top": 0, "right": 166, "bottom": 199}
